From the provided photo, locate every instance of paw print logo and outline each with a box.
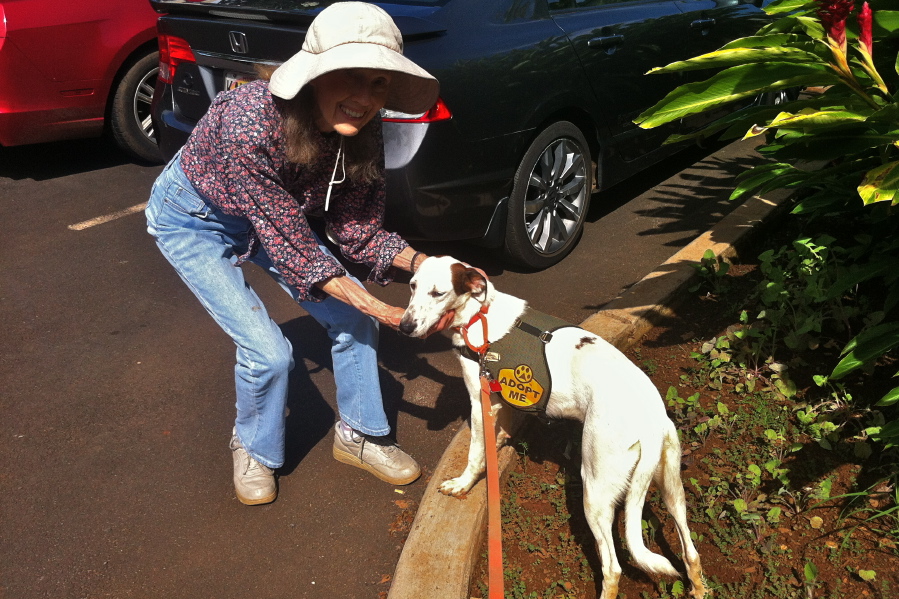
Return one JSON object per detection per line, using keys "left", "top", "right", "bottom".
{"left": 513, "top": 364, "right": 533, "bottom": 383}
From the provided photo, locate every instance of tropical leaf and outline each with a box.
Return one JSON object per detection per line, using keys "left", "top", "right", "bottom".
{"left": 764, "top": 0, "right": 816, "bottom": 15}
{"left": 648, "top": 47, "right": 824, "bottom": 75}
{"left": 791, "top": 188, "right": 855, "bottom": 214}
{"left": 742, "top": 109, "right": 873, "bottom": 139}
{"left": 635, "top": 63, "right": 840, "bottom": 129}
{"left": 664, "top": 94, "right": 863, "bottom": 145}
{"left": 767, "top": 109, "right": 871, "bottom": 129}
{"left": 795, "top": 16, "right": 826, "bottom": 40}
{"left": 722, "top": 34, "right": 807, "bottom": 49}
{"left": 876, "top": 385, "right": 899, "bottom": 407}
{"left": 730, "top": 163, "right": 804, "bottom": 201}
{"left": 831, "top": 322, "right": 899, "bottom": 380}
{"left": 858, "top": 161, "right": 899, "bottom": 205}
{"left": 827, "top": 259, "right": 897, "bottom": 299}
{"left": 757, "top": 131, "right": 899, "bottom": 161}
{"left": 868, "top": 419, "right": 899, "bottom": 447}
{"left": 873, "top": 11, "right": 899, "bottom": 35}
{"left": 867, "top": 103, "right": 899, "bottom": 122}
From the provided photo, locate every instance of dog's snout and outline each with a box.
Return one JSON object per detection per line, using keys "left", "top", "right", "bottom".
{"left": 398, "top": 315, "right": 416, "bottom": 337}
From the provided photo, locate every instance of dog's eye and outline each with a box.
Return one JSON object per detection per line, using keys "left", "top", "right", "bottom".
{"left": 410, "top": 282, "right": 417, "bottom": 292}
{"left": 429, "top": 290, "right": 445, "bottom": 298}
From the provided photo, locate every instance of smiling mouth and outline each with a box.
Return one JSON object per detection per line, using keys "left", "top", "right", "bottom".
{"left": 341, "top": 105, "right": 365, "bottom": 119}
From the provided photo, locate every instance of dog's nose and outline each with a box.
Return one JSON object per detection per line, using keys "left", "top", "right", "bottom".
{"left": 398, "top": 318, "right": 416, "bottom": 336}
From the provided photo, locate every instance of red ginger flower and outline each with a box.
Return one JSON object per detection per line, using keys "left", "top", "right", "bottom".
{"left": 858, "top": 1, "right": 873, "bottom": 55}
{"left": 817, "top": 0, "right": 855, "bottom": 52}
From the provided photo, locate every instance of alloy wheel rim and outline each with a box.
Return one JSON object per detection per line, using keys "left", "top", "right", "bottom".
{"left": 133, "top": 67, "right": 159, "bottom": 142}
{"left": 770, "top": 89, "right": 790, "bottom": 105}
{"left": 523, "top": 139, "right": 588, "bottom": 255}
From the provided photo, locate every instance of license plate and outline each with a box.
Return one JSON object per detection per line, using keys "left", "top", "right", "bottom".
{"left": 225, "top": 71, "right": 255, "bottom": 91}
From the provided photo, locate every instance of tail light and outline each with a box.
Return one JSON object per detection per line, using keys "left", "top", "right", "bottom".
{"left": 158, "top": 34, "right": 196, "bottom": 84}
{"left": 0, "top": 4, "right": 6, "bottom": 50}
{"left": 382, "top": 98, "right": 452, "bottom": 123}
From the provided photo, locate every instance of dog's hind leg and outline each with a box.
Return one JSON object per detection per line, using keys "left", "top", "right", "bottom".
{"left": 619, "top": 439, "right": 680, "bottom": 579}
{"left": 581, "top": 434, "right": 640, "bottom": 599}
{"left": 655, "top": 424, "right": 706, "bottom": 598}
{"left": 582, "top": 484, "right": 621, "bottom": 599}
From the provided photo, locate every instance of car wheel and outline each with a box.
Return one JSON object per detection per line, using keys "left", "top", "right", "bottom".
{"left": 110, "top": 51, "right": 163, "bottom": 163}
{"left": 755, "top": 87, "right": 801, "bottom": 107}
{"left": 504, "top": 121, "right": 592, "bottom": 269}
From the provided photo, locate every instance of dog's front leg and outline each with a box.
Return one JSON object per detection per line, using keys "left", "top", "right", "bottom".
{"left": 440, "top": 360, "right": 488, "bottom": 497}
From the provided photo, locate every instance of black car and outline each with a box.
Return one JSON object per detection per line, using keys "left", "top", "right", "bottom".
{"left": 150, "top": 0, "right": 770, "bottom": 268}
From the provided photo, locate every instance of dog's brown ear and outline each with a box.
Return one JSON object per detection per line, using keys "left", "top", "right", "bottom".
{"left": 449, "top": 263, "right": 488, "bottom": 299}
{"left": 464, "top": 268, "right": 488, "bottom": 300}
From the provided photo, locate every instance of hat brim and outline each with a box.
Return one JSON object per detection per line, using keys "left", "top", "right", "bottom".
{"left": 269, "top": 42, "right": 439, "bottom": 115}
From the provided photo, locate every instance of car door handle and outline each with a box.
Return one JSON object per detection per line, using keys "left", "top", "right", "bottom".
{"left": 690, "top": 18, "right": 716, "bottom": 29}
{"left": 587, "top": 35, "right": 624, "bottom": 50}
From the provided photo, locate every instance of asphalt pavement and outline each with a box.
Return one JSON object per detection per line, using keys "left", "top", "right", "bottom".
{"left": 1, "top": 135, "right": 763, "bottom": 599}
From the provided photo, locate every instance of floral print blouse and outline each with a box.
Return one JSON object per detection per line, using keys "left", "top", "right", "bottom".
{"left": 180, "top": 79, "right": 408, "bottom": 302}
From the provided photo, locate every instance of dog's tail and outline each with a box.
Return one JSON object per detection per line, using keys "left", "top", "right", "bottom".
{"left": 622, "top": 430, "right": 680, "bottom": 577}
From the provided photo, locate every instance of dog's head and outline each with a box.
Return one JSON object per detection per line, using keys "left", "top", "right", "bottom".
{"left": 398, "top": 256, "right": 489, "bottom": 338}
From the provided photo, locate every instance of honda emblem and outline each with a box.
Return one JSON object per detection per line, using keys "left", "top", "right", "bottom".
{"left": 229, "top": 31, "right": 249, "bottom": 54}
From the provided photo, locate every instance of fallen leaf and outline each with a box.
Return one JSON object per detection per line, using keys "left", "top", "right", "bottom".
{"left": 394, "top": 500, "right": 412, "bottom": 509}
{"left": 825, "top": 540, "right": 839, "bottom": 549}
{"left": 379, "top": 574, "right": 392, "bottom": 584}
{"left": 858, "top": 570, "right": 876, "bottom": 582}
{"left": 809, "top": 516, "right": 824, "bottom": 529}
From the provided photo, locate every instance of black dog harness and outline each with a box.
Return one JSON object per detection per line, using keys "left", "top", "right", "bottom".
{"left": 457, "top": 307, "right": 576, "bottom": 413}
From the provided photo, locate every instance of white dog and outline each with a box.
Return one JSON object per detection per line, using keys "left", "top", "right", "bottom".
{"left": 399, "top": 256, "right": 705, "bottom": 599}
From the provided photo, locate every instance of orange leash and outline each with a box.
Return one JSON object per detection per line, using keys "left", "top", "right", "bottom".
{"left": 480, "top": 374, "right": 504, "bottom": 599}
{"left": 456, "top": 299, "right": 504, "bottom": 598}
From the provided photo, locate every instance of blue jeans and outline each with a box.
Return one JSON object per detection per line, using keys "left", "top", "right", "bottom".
{"left": 145, "top": 154, "right": 390, "bottom": 469}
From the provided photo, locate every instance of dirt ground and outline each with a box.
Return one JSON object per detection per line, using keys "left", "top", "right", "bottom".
{"left": 468, "top": 260, "right": 899, "bottom": 599}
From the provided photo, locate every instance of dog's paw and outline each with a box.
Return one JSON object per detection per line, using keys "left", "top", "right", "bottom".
{"left": 439, "top": 476, "right": 475, "bottom": 497}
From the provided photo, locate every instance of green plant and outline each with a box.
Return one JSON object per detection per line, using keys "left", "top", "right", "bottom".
{"left": 804, "top": 561, "right": 820, "bottom": 598}
{"left": 690, "top": 248, "right": 732, "bottom": 295}
{"left": 665, "top": 386, "right": 703, "bottom": 421}
{"left": 636, "top": 0, "right": 899, "bottom": 452}
{"left": 635, "top": 0, "right": 899, "bottom": 206}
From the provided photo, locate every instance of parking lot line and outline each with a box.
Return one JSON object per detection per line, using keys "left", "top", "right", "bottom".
{"left": 68, "top": 202, "right": 148, "bottom": 231}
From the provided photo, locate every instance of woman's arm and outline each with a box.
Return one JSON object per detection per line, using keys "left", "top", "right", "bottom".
{"left": 316, "top": 249, "right": 453, "bottom": 334}
{"left": 393, "top": 246, "right": 428, "bottom": 273}
{"left": 316, "top": 275, "right": 405, "bottom": 329}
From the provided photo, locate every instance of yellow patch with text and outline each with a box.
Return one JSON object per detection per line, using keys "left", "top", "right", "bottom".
{"left": 497, "top": 364, "right": 544, "bottom": 408}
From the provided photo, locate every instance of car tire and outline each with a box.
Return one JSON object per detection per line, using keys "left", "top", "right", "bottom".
{"left": 110, "top": 50, "right": 163, "bottom": 164}
{"left": 756, "top": 87, "right": 801, "bottom": 107}
{"left": 504, "top": 121, "right": 592, "bottom": 269}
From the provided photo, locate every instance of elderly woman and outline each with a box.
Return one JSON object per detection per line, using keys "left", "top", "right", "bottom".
{"left": 145, "top": 2, "right": 448, "bottom": 505}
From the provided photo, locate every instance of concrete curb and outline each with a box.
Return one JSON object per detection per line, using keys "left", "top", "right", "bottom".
{"left": 388, "top": 188, "right": 794, "bottom": 599}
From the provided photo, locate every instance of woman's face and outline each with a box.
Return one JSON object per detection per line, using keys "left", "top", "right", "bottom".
{"left": 309, "top": 68, "right": 392, "bottom": 136}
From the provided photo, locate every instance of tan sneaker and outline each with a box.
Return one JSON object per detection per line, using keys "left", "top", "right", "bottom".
{"left": 230, "top": 430, "right": 277, "bottom": 505}
{"left": 332, "top": 423, "right": 421, "bottom": 485}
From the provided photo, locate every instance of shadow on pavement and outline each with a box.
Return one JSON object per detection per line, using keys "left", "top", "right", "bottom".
{"left": 0, "top": 137, "right": 163, "bottom": 181}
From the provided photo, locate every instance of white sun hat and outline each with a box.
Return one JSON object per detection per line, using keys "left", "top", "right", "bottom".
{"left": 268, "top": 1, "right": 439, "bottom": 114}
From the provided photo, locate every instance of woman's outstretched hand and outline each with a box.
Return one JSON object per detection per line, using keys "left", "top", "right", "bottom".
{"left": 316, "top": 274, "right": 455, "bottom": 335}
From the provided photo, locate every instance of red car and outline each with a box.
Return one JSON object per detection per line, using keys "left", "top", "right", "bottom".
{"left": 0, "top": 0, "right": 162, "bottom": 162}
